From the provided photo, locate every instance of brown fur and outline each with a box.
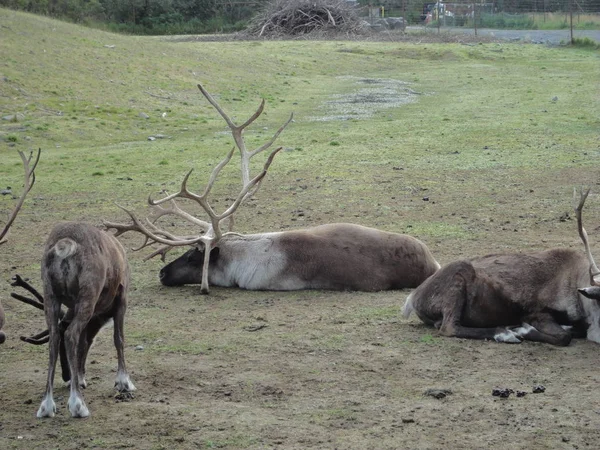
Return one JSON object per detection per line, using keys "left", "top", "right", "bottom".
{"left": 275, "top": 223, "right": 440, "bottom": 290}
{"left": 37, "top": 222, "right": 135, "bottom": 418}
{"left": 160, "top": 223, "right": 440, "bottom": 291}
{"left": 404, "top": 249, "right": 594, "bottom": 346}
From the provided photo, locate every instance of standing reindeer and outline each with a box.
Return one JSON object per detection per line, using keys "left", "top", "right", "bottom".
{"left": 105, "top": 84, "right": 440, "bottom": 293}
{"left": 36, "top": 222, "right": 135, "bottom": 418}
{"left": 0, "top": 149, "right": 40, "bottom": 344}
{"left": 403, "top": 188, "right": 600, "bottom": 346}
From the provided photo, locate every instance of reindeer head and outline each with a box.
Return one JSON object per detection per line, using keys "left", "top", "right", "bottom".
{"left": 159, "top": 245, "right": 220, "bottom": 287}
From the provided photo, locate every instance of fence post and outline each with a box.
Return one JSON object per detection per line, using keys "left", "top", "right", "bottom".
{"left": 569, "top": 0, "right": 574, "bottom": 44}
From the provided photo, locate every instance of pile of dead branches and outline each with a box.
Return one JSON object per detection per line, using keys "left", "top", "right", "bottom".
{"left": 244, "top": 0, "right": 366, "bottom": 38}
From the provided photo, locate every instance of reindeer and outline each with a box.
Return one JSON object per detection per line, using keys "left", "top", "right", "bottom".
{"left": 157, "top": 223, "right": 440, "bottom": 291}
{"left": 0, "top": 149, "right": 40, "bottom": 344}
{"left": 402, "top": 188, "right": 600, "bottom": 346}
{"left": 36, "top": 222, "right": 135, "bottom": 418}
{"left": 105, "top": 84, "right": 440, "bottom": 293}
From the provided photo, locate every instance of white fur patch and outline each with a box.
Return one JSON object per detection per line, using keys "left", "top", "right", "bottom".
{"left": 54, "top": 238, "right": 78, "bottom": 259}
{"left": 513, "top": 323, "right": 536, "bottom": 337}
{"left": 402, "top": 293, "right": 415, "bottom": 318}
{"left": 494, "top": 329, "right": 522, "bottom": 343}
{"left": 68, "top": 392, "right": 89, "bottom": 418}
{"left": 115, "top": 372, "right": 136, "bottom": 393}
{"left": 579, "top": 291, "right": 600, "bottom": 344}
{"left": 37, "top": 394, "right": 56, "bottom": 418}
{"left": 587, "top": 325, "right": 600, "bottom": 344}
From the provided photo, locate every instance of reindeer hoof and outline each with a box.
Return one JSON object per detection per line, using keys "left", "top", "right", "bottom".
{"left": 68, "top": 396, "right": 90, "bottom": 418}
{"left": 37, "top": 398, "right": 57, "bottom": 418}
{"left": 115, "top": 374, "right": 136, "bottom": 393}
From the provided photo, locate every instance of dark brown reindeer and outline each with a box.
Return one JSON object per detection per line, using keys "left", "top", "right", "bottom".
{"left": 34, "top": 222, "right": 135, "bottom": 418}
{"left": 0, "top": 149, "right": 40, "bottom": 344}
{"left": 104, "top": 84, "right": 440, "bottom": 293}
{"left": 402, "top": 188, "right": 600, "bottom": 346}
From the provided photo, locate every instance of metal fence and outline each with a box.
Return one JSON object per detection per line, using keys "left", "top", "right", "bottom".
{"left": 377, "top": 0, "right": 600, "bottom": 43}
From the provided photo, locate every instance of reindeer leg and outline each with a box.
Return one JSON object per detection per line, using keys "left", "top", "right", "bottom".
{"left": 435, "top": 263, "right": 523, "bottom": 343}
{"left": 58, "top": 312, "right": 74, "bottom": 384}
{"left": 75, "top": 313, "right": 111, "bottom": 389}
{"left": 37, "top": 298, "right": 62, "bottom": 418}
{"left": 64, "top": 288, "right": 101, "bottom": 418}
{"left": 511, "top": 315, "right": 573, "bottom": 346}
{"left": 113, "top": 286, "right": 135, "bottom": 393}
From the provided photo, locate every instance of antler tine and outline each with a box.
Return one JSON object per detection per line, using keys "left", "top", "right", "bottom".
{"left": 218, "top": 147, "right": 282, "bottom": 224}
{"left": 0, "top": 148, "right": 41, "bottom": 245}
{"left": 197, "top": 83, "right": 239, "bottom": 130}
{"left": 142, "top": 245, "right": 175, "bottom": 262}
{"left": 574, "top": 186, "right": 600, "bottom": 282}
{"left": 10, "top": 292, "right": 44, "bottom": 310}
{"left": 21, "top": 329, "right": 50, "bottom": 345}
{"left": 200, "top": 147, "right": 236, "bottom": 199}
{"left": 150, "top": 199, "right": 210, "bottom": 229}
{"left": 148, "top": 169, "right": 198, "bottom": 206}
{"left": 106, "top": 204, "right": 205, "bottom": 248}
{"left": 11, "top": 274, "right": 44, "bottom": 303}
{"left": 249, "top": 112, "right": 294, "bottom": 158}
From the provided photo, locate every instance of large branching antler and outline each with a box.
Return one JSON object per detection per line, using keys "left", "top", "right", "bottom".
{"left": 0, "top": 149, "right": 41, "bottom": 245}
{"left": 574, "top": 187, "right": 600, "bottom": 285}
{"left": 104, "top": 84, "right": 292, "bottom": 294}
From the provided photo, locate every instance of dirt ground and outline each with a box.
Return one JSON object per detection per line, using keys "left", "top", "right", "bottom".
{"left": 2, "top": 169, "right": 600, "bottom": 450}
{"left": 1, "top": 30, "right": 600, "bottom": 450}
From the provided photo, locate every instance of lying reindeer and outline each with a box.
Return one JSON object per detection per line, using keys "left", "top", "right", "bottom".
{"left": 105, "top": 84, "right": 439, "bottom": 293}
{"left": 159, "top": 223, "right": 441, "bottom": 291}
{"left": 1, "top": 149, "right": 40, "bottom": 343}
{"left": 37, "top": 222, "right": 135, "bottom": 418}
{"left": 402, "top": 188, "right": 600, "bottom": 346}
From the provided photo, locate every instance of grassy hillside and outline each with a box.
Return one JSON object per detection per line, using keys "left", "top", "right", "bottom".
{"left": 1, "top": 9, "right": 600, "bottom": 449}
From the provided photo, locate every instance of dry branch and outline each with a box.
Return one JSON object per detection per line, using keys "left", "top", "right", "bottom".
{"left": 244, "top": 0, "right": 366, "bottom": 38}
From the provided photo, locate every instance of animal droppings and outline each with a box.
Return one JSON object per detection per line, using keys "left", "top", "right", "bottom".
{"left": 492, "top": 388, "right": 513, "bottom": 398}
{"left": 532, "top": 385, "right": 546, "bottom": 393}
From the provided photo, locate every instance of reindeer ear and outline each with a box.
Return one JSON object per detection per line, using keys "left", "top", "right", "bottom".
{"left": 210, "top": 247, "right": 220, "bottom": 263}
{"left": 578, "top": 286, "right": 600, "bottom": 300}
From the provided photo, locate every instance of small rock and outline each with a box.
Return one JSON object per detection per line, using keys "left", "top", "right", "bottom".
{"left": 135, "top": 345, "right": 144, "bottom": 351}
{"left": 422, "top": 196, "right": 430, "bottom": 202}
{"left": 139, "top": 112, "right": 150, "bottom": 119}
{"left": 551, "top": 96, "right": 558, "bottom": 102}
{"left": 1, "top": 187, "right": 12, "bottom": 195}
{"left": 148, "top": 136, "right": 156, "bottom": 141}
{"left": 516, "top": 390, "right": 527, "bottom": 397}
{"left": 401, "top": 417, "right": 415, "bottom": 423}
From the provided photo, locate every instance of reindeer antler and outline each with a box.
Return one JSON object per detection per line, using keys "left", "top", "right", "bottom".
{"left": 0, "top": 149, "right": 41, "bottom": 245}
{"left": 9, "top": 274, "right": 66, "bottom": 344}
{"left": 104, "top": 84, "right": 292, "bottom": 294}
{"left": 574, "top": 187, "right": 600, "bottom": 285}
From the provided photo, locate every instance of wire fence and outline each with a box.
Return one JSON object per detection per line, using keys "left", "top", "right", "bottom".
{"left": 374, "top": 1, "right": 600, "bottom": 42}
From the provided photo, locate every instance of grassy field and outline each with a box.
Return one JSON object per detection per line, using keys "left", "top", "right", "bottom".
{"left": 1, "top": 7, "right": 600, "bottom": 450}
